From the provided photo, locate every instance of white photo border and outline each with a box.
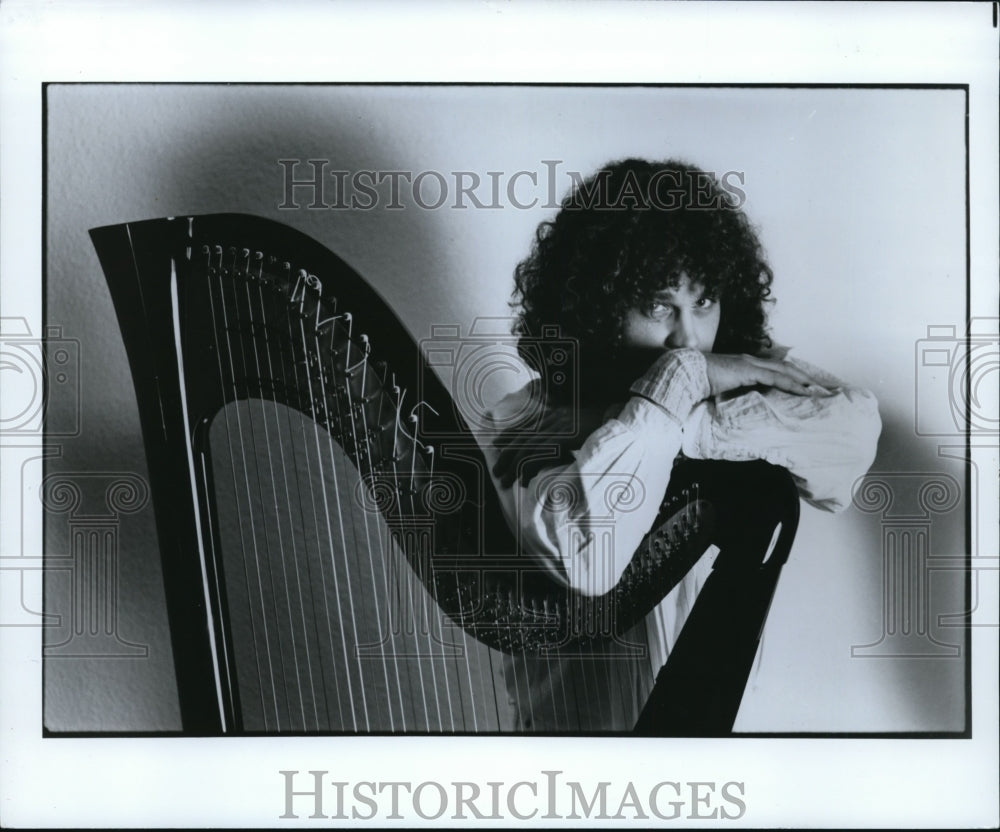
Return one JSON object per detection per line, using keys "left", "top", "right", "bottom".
{"left": 1, "top": 1, "right": 997, "bottom": 828}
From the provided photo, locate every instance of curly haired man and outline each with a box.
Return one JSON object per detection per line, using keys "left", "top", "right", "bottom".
{"left": 482, "top": 158, "right": 881, "bottom": 733}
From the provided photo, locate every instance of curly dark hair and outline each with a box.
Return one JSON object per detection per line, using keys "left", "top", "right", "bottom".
{"left": 512, "top": 158, "right": 774, "bottom": 404}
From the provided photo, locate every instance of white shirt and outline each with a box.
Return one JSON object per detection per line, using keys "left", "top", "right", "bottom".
{"left": 480, "top": 348, "right": 881, "bottom": 731}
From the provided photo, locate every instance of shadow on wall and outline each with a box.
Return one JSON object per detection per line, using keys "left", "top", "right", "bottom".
{"left": 151, "top": 87, "right": 461, "bottom": 343}
{"left": 44, "top": 87, "right": 478, "bottom": 731}
{"left": 847, "top": 409, "right": 969, "bottom": 733}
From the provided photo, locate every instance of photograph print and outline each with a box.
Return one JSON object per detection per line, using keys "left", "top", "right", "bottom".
{"left": 40, "top": 83, "right": 974, "bottom": 736}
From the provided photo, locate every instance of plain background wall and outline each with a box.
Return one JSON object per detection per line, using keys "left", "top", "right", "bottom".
{"left": 44, "top": 84, "right": 968, "bottom": 732}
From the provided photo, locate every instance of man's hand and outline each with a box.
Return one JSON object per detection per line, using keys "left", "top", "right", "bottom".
{"left": 702, "top": 353, "right": 834, "bottom": 398}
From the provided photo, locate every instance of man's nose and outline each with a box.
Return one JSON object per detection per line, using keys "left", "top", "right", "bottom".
{"left": 668, "top": 313, "right": 698, "bottom": 349}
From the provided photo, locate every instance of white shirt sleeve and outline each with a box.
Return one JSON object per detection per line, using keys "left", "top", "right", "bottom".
{"left": 482, "top": 347, "right": 881, "bottom": 596}
{"left": 482, "top": 348, "right": 710, "bottom": 596}
{"left": 681, "top": 352, "right": 882, "bottom": 512}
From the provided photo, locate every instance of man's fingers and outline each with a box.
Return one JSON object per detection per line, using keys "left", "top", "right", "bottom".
{"left": 760, "top": 368, "right": 833, "bottom": 397}
{"left": 771, "top": 377, "right": 812, "bottom": 397}
{"left": 747, "top": 356, "right": 820, "bottom": 387}
{"left": 782, "top": 366, "right": 833, "bottom": 394}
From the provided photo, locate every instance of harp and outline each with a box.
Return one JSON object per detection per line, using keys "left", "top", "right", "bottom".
{"left": 90, "top": 213, "right": 798, "bottom": 734}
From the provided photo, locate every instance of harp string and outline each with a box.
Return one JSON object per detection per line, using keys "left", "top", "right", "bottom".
{"left": 391, "top": 384, "right": 441, "bottom": 731}
{"left": 204, "top": 246, "right": 269, "bottom": 727}
{"left": 438, "top": 481, "right": 479, "bottom": 733}
{"left": 601, "top": 630, "right": 624, "bottom": 729}
{"left": 543, "top": 635, "right": 566, "bottom": 732}
{"left": 575, "top": 623, "right": 594, "bottom": 732}
{"left": 291, "top": 272, "right": 367, "bottom": 732}
{"left": 233, "top": 254, "right": 299, "bottom": 729}
{"left": 501, "top": 597, "right": 525, "bottom": 730}
{"left": 360, "top": 339, "right": 411, "bottom": 732}
{"left": 516, "top": 624, "right": 535, "bottom": 731}
{"left": 162, "top": 222, "right": 727, "bottom": 735}
{"left": 249, "top": 258, "right": 319, "bottom": 730}
{"left": 310, "top": 305, "right": 378, "bottom": 732}
{"left": 407, "top": 412, "right": 459, "bottom": 733}
{"left": 437, "top": 451, "right": 484, "bottom": 733}
{"left": 395, "top": 401, "right": 446, "bottom": 729}
{"left": 233, "top": 250, "right": 298, "bottom": 730}
{"left": 409, "top": 395, "right": 479, "bottom": 731}
{"left": 275, "top": 283, "right": 344, "bottom": 729}
{"left": 206, "top": 244, "right": 279, "bottom": 729}
{"left": 298, "top": 270, "right": 454, "bottom": 733}
{"left": 330, "top": 311, "right": 401, "bottom": 732}
{"left": 475, "top": 554, "right": 507, "bottom": 729}
{"left": 370, "top": 361, "right": 413, "bottom": 730}
{"left": 421, "top": 440, "right": 474, "bottom": 731}
{"left": 198, "top": 448, "right": 239, "bottom": 724}
{"left": 186, "top": 255, "right": 238, "bottom": 727}
{"left": 555, "top": 597, "right": 576, "bottom": 729}
{"left": 386, "top": 380, "right": 431, "bottom": 729}
{"left": 201, "top": 241, "right": 526, "bottom": 732}
{"left": 482, "top": 640, "right": 503, "bottom": 730}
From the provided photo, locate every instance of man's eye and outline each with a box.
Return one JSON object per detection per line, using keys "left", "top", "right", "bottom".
{"left": 645, "top": 302, "right": 669, "bottom": 316}
{"left": 694, "top": 297, "right": 716, "bottom": 309}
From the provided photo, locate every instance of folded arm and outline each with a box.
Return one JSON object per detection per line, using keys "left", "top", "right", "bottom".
{"left": 682, "top": 352, "right": 882, "bottom": 511}
{"left": 483, "top": 347, "right": 881, "bottom": 595}
{"left": 483, "top": 349, "right": 709, "bottom": 596}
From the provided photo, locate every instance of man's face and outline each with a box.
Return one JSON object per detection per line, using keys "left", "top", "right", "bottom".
{"left": 622, "top": 275, "right": 721, "bottom": 354}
